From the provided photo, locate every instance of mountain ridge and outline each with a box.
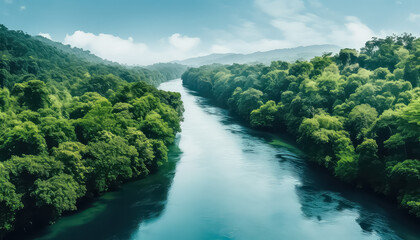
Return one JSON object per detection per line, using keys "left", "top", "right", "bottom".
{"left": 174, "top": 44, "right": 341, "bottom": 66}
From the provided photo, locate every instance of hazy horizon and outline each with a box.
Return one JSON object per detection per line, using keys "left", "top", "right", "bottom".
{"left": 1, "top": 0, "right": 420, "bottom": 65}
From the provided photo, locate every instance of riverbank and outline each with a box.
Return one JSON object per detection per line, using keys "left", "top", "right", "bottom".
{"left": 20, "top": 79, "right": 420, "bottom": 240}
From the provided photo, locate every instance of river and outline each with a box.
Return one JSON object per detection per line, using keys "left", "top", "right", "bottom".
{"left": 24, "top": 79, "right": 420, "bottom": 240}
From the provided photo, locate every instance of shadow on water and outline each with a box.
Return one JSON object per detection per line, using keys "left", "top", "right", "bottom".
{"left": 192, "top": 89, "right": 420, "bottom": 240}
{"left": 293, "top": 161, "right": 420, "bottom": 240}
{"left": 18, "top": 80, "right": 420, "bottom": 240}
{"left": 14, "top": 137, "right": 183, "bottom": 240}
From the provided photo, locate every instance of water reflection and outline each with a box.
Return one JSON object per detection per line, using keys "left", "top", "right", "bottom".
{"left": 194, "top": 86, "right": 420, "bottom": 240}
{"left": 17, "top": 141, "right": 183, "bottom": 240}
{"left": 24, "top": 79, "right": 420, "bottom": 240}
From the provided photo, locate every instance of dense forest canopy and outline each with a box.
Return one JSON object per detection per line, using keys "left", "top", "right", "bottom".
{"left": 182, "top": 34, "right": 420, "bottom": 218}
{"left": 0, "top": 24, "right": 184, "bottom": 238}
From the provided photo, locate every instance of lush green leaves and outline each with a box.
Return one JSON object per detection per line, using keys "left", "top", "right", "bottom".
{"left": 0, "top": 24, "right": 183, "bottom": 235}
{"left": 182, "top": 34, "right": 420, "bottom": 218}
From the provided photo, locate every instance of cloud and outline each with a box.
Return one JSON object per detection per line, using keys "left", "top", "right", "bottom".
{"left": 38, "top": 33, "right": 52, "bottom": 40}
{"left": 64, "top": 31, "right": 148, "bottom": 65}
{"left": 408, "top": 13, "right": 420, "bottom": 23}
{"left": 4, "top": 0, "right": 13, "bottom": 4}
{"left": 202, "top": 0, "right": 378, "bottom": 55}
{"left": 168, "top": 33, "right": 200, "bottom": 51}
{"left": 253, "top": 0, "right": 376, "bottom": 49}
{"left": 61, "top": 1, "right": 382, "bottom": 65}
{"left": 64, "top": 31, "right": 202, "bottom": 65}
{"left": 328, "top": 17, "right": 375, "bottom": 48}
{"left": 19, "top": 5, "right": 26, "bottom": 11}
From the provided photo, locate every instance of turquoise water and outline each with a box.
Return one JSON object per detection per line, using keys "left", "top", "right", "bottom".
{"left": 23, "top": 79, "right": 420, "bottom": 240}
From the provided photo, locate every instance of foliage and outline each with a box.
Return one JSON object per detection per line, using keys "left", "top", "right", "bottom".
{"left": 0, "top": 24, "right": 183, "bottom": 236}
{"left": 182, "top": 34, "right": 420, "bottom": 218}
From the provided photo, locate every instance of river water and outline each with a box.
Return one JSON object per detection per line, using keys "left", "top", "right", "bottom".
{"left": 26, "top": 79, "right": 420, "bottom": 240}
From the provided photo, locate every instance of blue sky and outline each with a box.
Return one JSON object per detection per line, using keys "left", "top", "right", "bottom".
{"left": 1, "top": 0, "right": 420, "bottom": 65}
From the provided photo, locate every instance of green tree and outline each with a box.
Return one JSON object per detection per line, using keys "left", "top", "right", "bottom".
{"left": 346, "top": 104, "right": 378, "bottom": 141}
{"left": 0, "top": 163, "right": 23, "bottom": 233}
{"left": 140, "top": 111, "right": 174, "bottom": 144}
{"left": 0, "top": 121, "right": 47, "bottom": 160}
{"left": 31, "top": 174, "right": 84, "bottom": 218}
{"left": 86, "top": 131, "right": 138, "bottom": 193}
{"left": 250, "top": 101, "right": 280, "bottom": 128}
{"left": 53, "top": 142, "right": 89, "bottom": 184}
{"left": 13, "top": 80, "right": 50, "bottom": 111}
{"left": 40, "top": 117, "right": 76, "bottom": 150}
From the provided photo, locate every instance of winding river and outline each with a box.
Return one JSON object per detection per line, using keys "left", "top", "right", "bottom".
{"left": 25, "top": 79, "right": 420, "bottom": 240}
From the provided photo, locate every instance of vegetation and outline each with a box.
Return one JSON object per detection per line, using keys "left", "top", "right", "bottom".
{"left": 182, "top": 35, "right": 420, "bottom": 217}
{"left": 0, "top": 24, "right": 183, "bottom": 238}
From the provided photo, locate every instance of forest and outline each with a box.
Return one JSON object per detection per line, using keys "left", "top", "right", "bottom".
{"left": 0, "top": 24, "right": 184, "bottom": 238}
{"left": 182, "top": 35, "right": 420, "bottom": 218}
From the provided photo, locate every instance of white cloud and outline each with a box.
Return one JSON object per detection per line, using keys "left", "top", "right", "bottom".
{"left": 64, "top": 31, "right": 148, "bottom": 65}
{"left": 38, "top": 33, "right": 52, "bottom": 40}
{"left": 60, "top": 0, "right": 383, "bottom": 65}
{"left": 168, "top": 33, "right": 200, "bottom": 51}
{"left": 328, "top": 17, "right": 375, "bottom": 49}
{"left": 64, "top": 31, "right": 202, "bottom": 65}
{"left": 202, "top": 0, "right": 378, "bottom": 55}
{"left": 408, "top": 13, "right": 420, "bottom": 23}
{"left": 19, "top": 5, "right": 26, "bottom": 11}
{"left": 253, "top": 0, "right": 377, "bottom": 49}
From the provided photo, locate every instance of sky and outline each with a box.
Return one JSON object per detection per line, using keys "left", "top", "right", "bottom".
{"left": 1, "top": 0, "right": 420, "bottom": 65}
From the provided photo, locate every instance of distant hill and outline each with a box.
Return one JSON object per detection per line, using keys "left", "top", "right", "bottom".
{"left": 33, "top": 35, "right": 118, "bottom": 65}
{"left": 33, "top": 35, "right": 187, "bottom": 82}
{"left": 175, "top": 45, "right": 341, "bottom": 66}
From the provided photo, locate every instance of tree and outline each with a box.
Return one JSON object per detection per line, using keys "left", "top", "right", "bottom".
{"left": 357, "top": 139, "right": 384, "bottom": 188}
{"left": 86, "top": 131, "right": 138, "bottom": 193}
{"left": 149, "top": 139, "right": 168, "bottom": 172}
{"left": 289, "top": 61, "right": 313, "bottom": 77}
{"left": 0, "top": 122, "right": 47, "bottom": 160}
{"left": 131, "top": 94, "right": 160, "bottom": 120}
{"left": 310, "top": 55, "right": 333, "bottom": 77}
{"left": 390, "top": 159, "right": 420, "bottom": 191}
{"left": 39, "top": 117, "right": 76, "bottom": 150}
{"left": 0, "top": 88, "right": 10, "bottom": 112}
{"left": 338, "top": 48, "right": 358, "bottom": 66}
{"left": 53, "top": 142, "right": 89, "bottom": 185}
{"left": 80, "top": 74, "right": 123, "bottom": 96}
{"left": 235, "top": 88, "right": 263, "bottom": 120}
{"left": 250, "top": 101, "right": 280, "bottom": 129}
{"left": 31, "top": 174, "right": 84, "bottom": 218}
{"left": 346, "top": 104, "right": 378, "bottom": 141}
{"left": 140, "top": 111, "right": 174, "bottom": 144}
{"left": 0, "top": 163, "right": 23, "bottom": 233}
{"left": 13, "top": 80, "right": 50, "bottom": 111}
{"left": 0, "top": 69, "right": 10, "bottom": 88}
{"left": 125, "top": 128, "right": 153, "bottom": 175}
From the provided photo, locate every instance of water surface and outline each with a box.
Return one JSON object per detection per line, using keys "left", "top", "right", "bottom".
{"left": 27, "top": 79, "right": 420, "bottom": 240}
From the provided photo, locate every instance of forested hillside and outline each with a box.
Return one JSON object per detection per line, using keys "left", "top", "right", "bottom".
{"left": 0, "top": 24, "right": 183, "bottom": 238}
{"left": 182, "top": 35, "right": 420, "bottom": 217}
